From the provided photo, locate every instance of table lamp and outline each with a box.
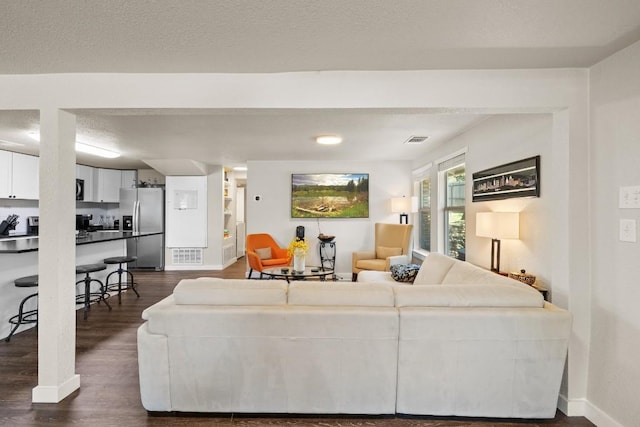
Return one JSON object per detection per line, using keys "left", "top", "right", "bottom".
{"left": 475, "top": 212, "right": 519, "bottom": 273}
{"left": 391, "top": 196, "right": 418, "bottom": 224}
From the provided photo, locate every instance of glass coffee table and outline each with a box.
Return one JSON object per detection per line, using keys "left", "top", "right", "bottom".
{"left": 261, "top": 266, "right": 334, "bottom": 283}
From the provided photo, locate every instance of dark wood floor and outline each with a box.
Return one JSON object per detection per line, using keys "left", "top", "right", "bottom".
{"left": 0, "top": 260, "right": 594, "bottom": 427}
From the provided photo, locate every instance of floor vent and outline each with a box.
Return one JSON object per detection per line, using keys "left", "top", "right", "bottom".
{"left": 404, "top": 135, "right": 429, "bottom": 145}
{"left": 172, "top": 248, "right": 203, "bottom": 265}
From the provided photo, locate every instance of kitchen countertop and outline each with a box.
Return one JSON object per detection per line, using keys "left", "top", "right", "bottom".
{"left": 0, "top": 231, "right": 164, "bottom": 254}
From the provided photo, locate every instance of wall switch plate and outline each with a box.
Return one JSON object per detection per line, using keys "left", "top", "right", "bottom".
{"left": 620, "top": 219, "right": 637, "bottom": 242}
{"left": 619, "top": 186, "right": 640, "bottom": 209}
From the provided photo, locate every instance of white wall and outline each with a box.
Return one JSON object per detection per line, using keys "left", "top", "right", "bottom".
{"left": 247, "top": 160, "right": 412, "bottom": 277}
{"left": 414, "top": 114, "right": 553, "bottom": 286}
{"left": 588, "top": 40, "right": 640, "bottom": 427}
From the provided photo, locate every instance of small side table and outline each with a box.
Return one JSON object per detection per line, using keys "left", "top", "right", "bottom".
{"left": 531, "top": 283, "right": 549, "bottom": 302}
{"left": 319, "top": 241, "right": 337, "bottom": 280}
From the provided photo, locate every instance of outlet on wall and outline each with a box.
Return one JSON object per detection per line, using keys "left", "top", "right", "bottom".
{"left": 619, "top": 219, "right": 637, "bottom": 243}
{"left": 619, "top": 186, "right": 640, "bottom": 209}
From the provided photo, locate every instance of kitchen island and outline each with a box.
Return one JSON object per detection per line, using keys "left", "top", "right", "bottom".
{"left": 0, "top": 231, "right": 163, "bottom": 340}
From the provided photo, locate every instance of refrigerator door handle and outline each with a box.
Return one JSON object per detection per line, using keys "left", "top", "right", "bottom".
{"left": 134, "top": 200, "right": 140, "bottom": 233}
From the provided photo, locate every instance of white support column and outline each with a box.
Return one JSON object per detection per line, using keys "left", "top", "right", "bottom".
{"left": 32, "top": 109, "right": 80, "bottom": 403}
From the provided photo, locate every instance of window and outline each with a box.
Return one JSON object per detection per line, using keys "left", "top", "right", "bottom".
{"left": 440, "top": 155, "right": 465, "bottom": 260}
{"left": 419, "top": 178, "right": 431, "bottom": 251}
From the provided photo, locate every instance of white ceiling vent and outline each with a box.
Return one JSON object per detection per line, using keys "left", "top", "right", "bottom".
{"left": 404, "top": 136, "right": 429, "bottom": 145}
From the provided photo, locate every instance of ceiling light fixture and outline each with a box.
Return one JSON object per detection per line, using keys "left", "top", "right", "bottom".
{"left": 233, "top": 166, "right": 248, "bottom": 171}
{"left": 75, "top": 142, "right": 121, "bottom": 158}
{"left": 27, "top": 131, "right": 120, "bottom": 158}
{"left": 315, "top": 135, "right": 343, "bottom": 145}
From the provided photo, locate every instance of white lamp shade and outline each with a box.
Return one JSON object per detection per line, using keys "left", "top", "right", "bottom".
{"left": 391, "top": 197, "right": 413, "bottom": 213}
{"left": 476, "top": 212, "right": 520, "bottom": 239}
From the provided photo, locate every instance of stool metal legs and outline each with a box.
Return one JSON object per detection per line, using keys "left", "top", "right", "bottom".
{"left": 5, "top": 293, "right": 38, "bottom": 342}
{"left": 105, "top": 264, "right": 139, "bottom": 304}
{"left": 76, "top": 273, "right": 111, "bottom": 320}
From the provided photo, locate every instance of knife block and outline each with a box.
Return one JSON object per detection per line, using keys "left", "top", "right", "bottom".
{"left": 0, "top": 220, "right": 11, "bottom": 235}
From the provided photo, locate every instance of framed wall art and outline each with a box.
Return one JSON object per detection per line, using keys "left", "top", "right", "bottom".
{"left": 291, "top": 173, "right": 369, "bottom": 218}
{"left": 472, "top": 156, "right": 540, "bottom": 202}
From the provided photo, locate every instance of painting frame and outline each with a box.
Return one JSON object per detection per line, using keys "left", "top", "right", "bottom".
{"left": 472, "top": 156, "right": 540, "bottom": 202}
{"left": 291, "top": 173, "right": 369, "bottom": 219}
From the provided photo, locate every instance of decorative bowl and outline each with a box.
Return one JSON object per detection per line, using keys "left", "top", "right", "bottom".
{"left": 508, "top": 269, "right": 536, "bottom": 285}
{"left": 318, "top": 234, "right": 335, "bottom": 243}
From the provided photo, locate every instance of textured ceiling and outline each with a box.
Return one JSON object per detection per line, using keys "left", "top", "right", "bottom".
{"left": 1, "top": 1, "right": 640, "bottom": 170}
{"left": 2, "top": 0, "right": 640, "bottom": 74}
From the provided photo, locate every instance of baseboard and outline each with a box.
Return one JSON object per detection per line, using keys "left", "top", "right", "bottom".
{"left": 558, "top": 394, "right": 624, "bottom": 427}
{"left": 164, "top": 264, "right": 223, "bottom": 271}
{"left": 32, "top": 374, "right": 80, "bottom": 403}
{"left": 557, "top": 394, "right": 585, "bottom": 416}
{"left": 584, "top": 401, "right": 625, "bottom": 427}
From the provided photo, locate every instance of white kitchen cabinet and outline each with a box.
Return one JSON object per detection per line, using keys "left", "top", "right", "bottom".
{"left": 0, "top": 151, "right": 11, "bottom": 198}
{"left": 0, "top": 150, "right": 39, "bottom": 200}
{"left": 76, "top": 164, "right": 95, "bottom": 201}
{"left": 94, "top": 168, "right": 122, "bottom": 203}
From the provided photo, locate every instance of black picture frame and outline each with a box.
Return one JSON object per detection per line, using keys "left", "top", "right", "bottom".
{"left": 291, "top": 173, "right": 369, "bottom": 218}
{"left": 472, "top": 156, "right": 540, "bottom": 202}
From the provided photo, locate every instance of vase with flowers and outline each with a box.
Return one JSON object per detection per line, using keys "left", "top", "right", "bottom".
{"left": 288, "top": 237, "right": 309, "bottom": 273}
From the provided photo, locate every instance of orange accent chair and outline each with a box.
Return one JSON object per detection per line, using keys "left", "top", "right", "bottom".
{"left": 246, "top": 233, "right": 292, "bottom": 279}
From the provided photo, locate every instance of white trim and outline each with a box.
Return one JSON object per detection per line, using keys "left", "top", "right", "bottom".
{"left": 32, "top": 374, "right": 80, "bottom": 403}
{"left": 584, "top": 401, "right": 625, "bottom": 427}
{"left": 558, "top": 394, "right": 625, "bottom": 426}
{"left": 165, "top": 264, "right": 224, "bottom": 270}
{"left": 412, "top": 162, "right": 433, "bottom": 181}
{"left": 434, "top": 146, "right": 468, "bottom": 167}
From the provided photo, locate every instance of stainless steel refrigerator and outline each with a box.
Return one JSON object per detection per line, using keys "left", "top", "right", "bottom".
{"left": 120, "top": 187, "right": 165, "bottom": 270}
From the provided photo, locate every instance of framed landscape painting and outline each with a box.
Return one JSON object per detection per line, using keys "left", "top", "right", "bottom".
{"left": 291, "top": 173, "right": 369, "bottom": 218}
{"left": 472, "top": 156, "right": 540, "bottom": 202}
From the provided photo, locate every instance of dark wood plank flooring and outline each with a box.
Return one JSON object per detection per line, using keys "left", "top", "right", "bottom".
{"left": 0, "top": 260, "right": 594, "bottom": 426}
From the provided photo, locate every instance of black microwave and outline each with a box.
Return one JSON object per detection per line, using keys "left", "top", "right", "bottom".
{"left": 76, "top": 179, "right": 84, "bottom": 201}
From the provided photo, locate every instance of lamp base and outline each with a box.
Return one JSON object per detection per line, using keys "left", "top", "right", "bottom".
{"left": 490, "top": 238, "right": 501, "bottom": 273}
{"left": 399, "top": 213, "right": 408, "bottom": 224}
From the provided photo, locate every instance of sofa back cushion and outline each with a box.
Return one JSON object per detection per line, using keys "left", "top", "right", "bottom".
{"left": 173, "top": 278, "right": 288, "bottom": 306}
{"left": 394, "top": 283, "right": 544, "bottom": 308}
{"left": 288, "top": 282, "right": 395, "bottom": 307}
{"left": 413, "top": 253, "right": 456, "bottom": 284}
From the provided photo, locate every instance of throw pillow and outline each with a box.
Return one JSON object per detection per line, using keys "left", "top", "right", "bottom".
{"left": 255, "top": 247, "right": 272, "bottom": 260}
{"left": 390, "top": 264, "right": 421, "bottom": 283}
{"left": 377, "top": 246, "right": 402, "bottom": 259}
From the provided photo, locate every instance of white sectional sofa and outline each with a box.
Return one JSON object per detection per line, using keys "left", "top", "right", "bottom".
{"left": 137, "top": 254, "right": 571, "bottom": 418}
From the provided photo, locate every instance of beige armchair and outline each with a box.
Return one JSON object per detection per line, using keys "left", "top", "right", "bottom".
{"left": 352, "top": 223, "right": 413, "bottom": 281}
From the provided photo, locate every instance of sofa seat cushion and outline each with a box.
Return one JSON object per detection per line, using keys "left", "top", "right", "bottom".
{"left": 173, "top": 278, "right": 288, "bottom": 305}
{"left": 394, "top": 283, "right": 544, "bottom": 308}
{"left": 288, "top": 282, "right": 395, "bottom": 307}
{"left": 355, "top": 258, "right": 387, "bottom": 271}
{"left": 356, "top": 270, "right": 396, "bottom": 283}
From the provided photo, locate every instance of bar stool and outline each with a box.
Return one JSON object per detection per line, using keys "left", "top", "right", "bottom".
{"left": 5, "top": 275, "right": 39, "bottom": 342}
{"left": 104, "top": 256, "right": 139, "bottom": 304}
{"left": 75, "top": 263, "right": 111, "bottom": 320}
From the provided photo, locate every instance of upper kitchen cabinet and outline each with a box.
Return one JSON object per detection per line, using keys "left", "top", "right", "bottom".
{"left": 93, "top": 168, "right": 122, "bottom": 203}
{"left": 121, "top": 170, "right": 137, "bottom": 190}
{"left": 76, "top": 164, "right": 94, "bottom": 201}
{"left": 0, "top": 150, "right": 39, "bottom": 200}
